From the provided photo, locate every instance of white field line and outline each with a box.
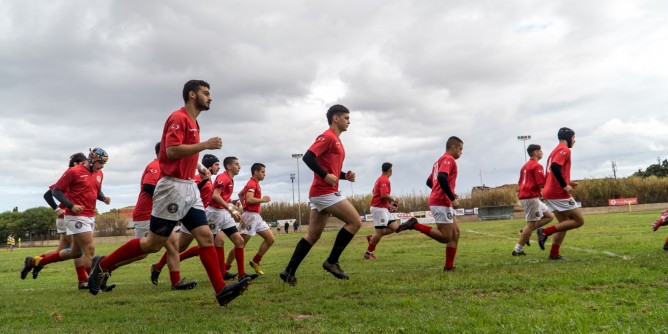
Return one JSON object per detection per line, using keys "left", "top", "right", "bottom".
{"left": 465, "top": 229, "right": 630, "bottom": 260}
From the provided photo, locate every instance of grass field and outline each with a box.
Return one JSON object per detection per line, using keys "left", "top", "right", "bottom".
{"left": 2, "top": 211, "right": 668, "bottom": 333}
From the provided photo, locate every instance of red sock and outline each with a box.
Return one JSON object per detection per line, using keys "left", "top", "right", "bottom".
{"left": 550, "top": 244, "right": 561, "bottom": 257}
{"left": 39, "top": 251, "right": 62, "bottom": 267}
{"left": 198, "top": 246, "right": 225, "bottom": 293}
{"left": 367, "top": 244, "right": 376, "bottom": 252}
{"left": 180, "top": 246, "right": 200, "bottom": 261}
{"left": 664, "top": 236, "right": 668, "bottom": 244}
{"left": 216, "top": 246, "right": 226, "bottom": 275}
{"left": 413, "top": 223, "right": 432, "bottom": 235}
{"left": 543, "top": 225, "right": 558, "bottom": 237}
{"left": 445, "top": 247, "right": 457, "bottom": 269}
{"left": 252, "top": 254, "right": 263, "bottom": 264}
{"left": 169, "top": 270, "right": 181, "bottom": 286}
{"left": 235, "top": 247, "right": 245, "bottom": 276}
{"left": 225, "top": 263, "right": 232, "bottom": 271}
{"left": 75, "top": 266, "right": 87, "bottom": 283}
{"left": 100, "top": 238, "right": 144, "bottom": 271}
{"left": 85, "top": 267, "right": 91, "bottom": 275}
{"left": 155, "top": 252, "right": 169, "bottom": 271}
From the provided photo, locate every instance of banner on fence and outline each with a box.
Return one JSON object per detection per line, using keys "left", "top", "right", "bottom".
{"left": 608, "top": 198, "right": 638, "bottom": 206}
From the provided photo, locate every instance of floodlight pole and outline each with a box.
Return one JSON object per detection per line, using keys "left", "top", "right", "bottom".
{"left": 517, "top": 135, "right": 532, "bottom": 162}
{"left": 291, "top": 154, "right": 304, "bottom": 227}
{"left": 290, "top": 173, "right": 295, "bottom": 205}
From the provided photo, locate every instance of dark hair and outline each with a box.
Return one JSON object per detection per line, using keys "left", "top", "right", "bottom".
{"left": 202, "top": 154, "right": 219, "bottom": 168}
{"left": 251, "top": 163, "right": 266, "bottom": 174}
{"left": 69, "top": 153, "right": 87, "bottom": 167}
{"left": 223, "top": 156, "right": 238, "bottom": 170}
{"left": 182, "top": 80, "right": 210, "bottom": 103}
{"left": 326, "top": 104, "right": 350, "bottom": 125}
{"left": 382, "top": 162, "right": 393, "bottom": 173}
{"left": 154, "top": 142, "right": 160, "bottom": 156}
{"left": 557, "top": 127, "right": 575, "bottom": 148}
{"left": 446, "top": 136, "right": 464, "bottom": 150}
{"left": 527, "top": 144, "right": 541, "bottom": 156}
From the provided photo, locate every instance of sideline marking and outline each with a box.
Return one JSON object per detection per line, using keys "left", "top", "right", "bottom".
{"left": 465, "top": 229, "right": 630, "bottom": 260}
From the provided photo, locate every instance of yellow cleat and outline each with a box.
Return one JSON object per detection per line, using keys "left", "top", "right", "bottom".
{"left": 249, "top": 261, "right": 264, "bottom": 275}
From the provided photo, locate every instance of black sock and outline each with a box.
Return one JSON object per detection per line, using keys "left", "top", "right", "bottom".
{"left": 285, "top": 238, "right": 313, "bottom": 275}
{"left": 326, "top": 228, "right": 355, "bottom": 264}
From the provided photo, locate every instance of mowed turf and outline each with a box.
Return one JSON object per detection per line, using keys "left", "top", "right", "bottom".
{"left": 1, "top": 211, "right": 668, "bottom": 333}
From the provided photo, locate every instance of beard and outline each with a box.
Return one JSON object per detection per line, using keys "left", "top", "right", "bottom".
{"left": 196, "top": 96, "right": 210, "bottom": 111}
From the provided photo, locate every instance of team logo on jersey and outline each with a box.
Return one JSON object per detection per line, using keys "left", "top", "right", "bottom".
{"left": 167, "top": 203, "right": 179, "bottom": 213}
{"left": 96, "top": 175, "right": 102, "bottom": 182}
{"left": 170, "top": 123, "right": 180, "bottom": 130}
{"left": 316, "top": 136, "right": 325, "bottom": 142}
{"left": 568, "top": 199, "right": 575, "bottom": 206}
{"left": 150, "top": 169, "right": 157, "bottom": 174}
{"left": 446, "top": 211, "right": 453, "bottom": 220}
{"left": 75, "top": 222, "right": 83, "bottom": 229}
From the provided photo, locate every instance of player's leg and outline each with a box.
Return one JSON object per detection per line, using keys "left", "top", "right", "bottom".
{"left": 514, "top": 221, "right": 535, "bottom": 256}
{"left": 165, "top": 230, "right": 196, "bottom": 290}
{"left": 281, "top": 208, "right": 324, "bottom": 285}
{"left": 249, "top": 228, "right": 274, "bottom": 276}
{"left": 443, "top": 221, "right": 460, "bottom": 271}
{"left": 320, "top": 199, "right": 362, "bottom": 279}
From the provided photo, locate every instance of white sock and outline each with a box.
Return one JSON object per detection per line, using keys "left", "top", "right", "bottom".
{"left": 514, "top": 244, "right": 523, "bottom": 253}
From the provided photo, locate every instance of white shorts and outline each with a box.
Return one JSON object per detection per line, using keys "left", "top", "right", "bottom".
{"left": 370, "top": 206, "right": 394, "bottom": 228}
{"left": 151, "top": 177, "right": 204, "bottom": 221}
{"left": 65, "top": 215, "right": 95, "bottom": 236}
{"left": 134, "top": 220, "right": 150, "bottom": 238}
{"left": 309, "top": 192, "right": 346, "bottom": 212}
{"left": 239, "top": 212, "right": 270, "bottom": 236}
{"left": 56, "top": 218, "right": 67, "bottom": 234}
{"left": 430, "top": 206, "right": 455, "bottom": 224}
{"left": 206, "top": 206, "right": 237, "bottom": 231}
{"left": 520, "top": 198, "right": 550, "bottom": 222}
{"left": 545, "top": 198, "right": 580, "bottom": 212}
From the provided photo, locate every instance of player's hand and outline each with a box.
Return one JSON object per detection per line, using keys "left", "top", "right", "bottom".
{"left": 230, "top": 209, "right": 241, "bottom": 221}
{"left": 262, "top": 195, "right": 271, "bottom": 203}
{"left": 103, "top": 197, "right": 111, "bottom": 205}
{"left": 54, "top": 208, "right": 65, "bottom": 217}
{"left": 652, "top": 209, "right": 668, "bottom": 231}
{"left": 563, "top": 185, "right": 573, "bottom": 193}
{"left": 452, "top": 199, "right": 460, "bottom": 209}
{"left": 345, "top": 171, "right": 356, "bottom": 182}
{"left": 570, "top": 181, "right": 579, "bottom": 189}
{"left": 71, "top": 205, "right": 84, "bottom": 214}
{"left": 203, "top": 136, "right": 223, "bottom": 150}
{"left": 199, "top": 166, "right": 212, "bottom": 180}
{"left": 324, "top": 174, "right": 338, "bottom": 186}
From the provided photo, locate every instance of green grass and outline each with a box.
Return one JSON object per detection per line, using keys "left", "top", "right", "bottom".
{"left": 2, "top": 211, "right": 668, "bottom": 333}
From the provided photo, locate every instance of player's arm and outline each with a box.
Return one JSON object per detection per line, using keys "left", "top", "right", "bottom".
{"left": 437, "top": 172, "right": 456, "bottom": 201}
{"left": 245, "top": 190, "right": 270, "bottom": 204}
{"left": 549, "top": 162, "right": 572, "bottom": 192}
{"left": 197, "top": 178, "right": 208, "bottom": 189}
{"left": 426, "top": 178, "right": 433, "bottom": 189}
{"left": 43, "top": 189, "right": 59, "bottom": 210}
{"left": 165, "top": 136, "right": 222, "bottom": 160}
{"left": 303, "top": 150, "right": 339, "bottom": 186}
{"left": 97, "top": 189, "right": 111, "bottom": 205}
{"left": 52, "top": 187, "right": 78, "bottom": 211}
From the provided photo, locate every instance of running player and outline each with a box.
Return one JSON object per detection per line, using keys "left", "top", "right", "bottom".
{"left": 536, "top": 127, "right": 585, "bottom": 260}
{"left": 234, "top": 163, "right": 273, "bottom": 277}
{"left": 280, "top": 104, "right": 362, "bottom": 286}
{"left": 135, "top": 143, "right": 196, "bottom": 290}
{"left": 22, "top": 153, "right": 89, "bottom": 289}
{"left": 21, "top": 148, "right": 111, "bottom": 285}
{"left": 396, "top": 136, "right": 464, "bottom": 272}
{"left": 512, "top": 144, "right": 554, "bottom": 256}
{"left": 87, "top": 80, "right": 250, "bottom": 306}
{"left": 364, "top": 162, "right": 399, "bottom": 260}
{"left": 651, "top": 209, "right": 668, "bottom": 249}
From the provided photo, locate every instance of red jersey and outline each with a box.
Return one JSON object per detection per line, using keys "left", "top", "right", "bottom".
{"left": 210, "top": 172, "right": 234, "bottom": 209}
{"left": 307, "top": 128, "right": 346, "bottom": 197}
{"left": 53, "top": 164, "right": 103, "bottom": 217}
{"left": 195, "top": 173, "right": 213, "bottom": 208}
{"left": 518, "top": 159, "right": 546, "bottom": 199}
{"left": 241, "top": 178, "right": 262, "bottom": 213}
{"left": 427, "top": 153, "right": 458, "bottom": 207}
{"left": 132, "top": 159, "right": 161, "bottom": 221}
{"left": 543, "top": 143, "right": 572, "bottom": 199}
{"left": 159, "top": 107, "right": 200, "bottom": 180}
{"left": 370, "top": 174, "right": 391, "bottom": 208}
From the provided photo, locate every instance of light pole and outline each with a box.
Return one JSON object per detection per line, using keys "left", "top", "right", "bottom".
{"left": 290, "top": 173, "right": 295, "bottom": 205}
{"left": 291, "top": 153, "right": 304, "bottom": 227}
{"left": 517, "top": 135, "right": 532, "bottom": 162}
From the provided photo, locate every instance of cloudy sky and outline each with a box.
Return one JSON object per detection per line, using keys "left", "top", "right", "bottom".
{"left": 1, "top": 0, "right": 667, "bottom": 213}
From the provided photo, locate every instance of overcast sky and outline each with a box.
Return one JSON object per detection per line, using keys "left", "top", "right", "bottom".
{"left": 1, "top": 0, "right": 667, "bottom": 213}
